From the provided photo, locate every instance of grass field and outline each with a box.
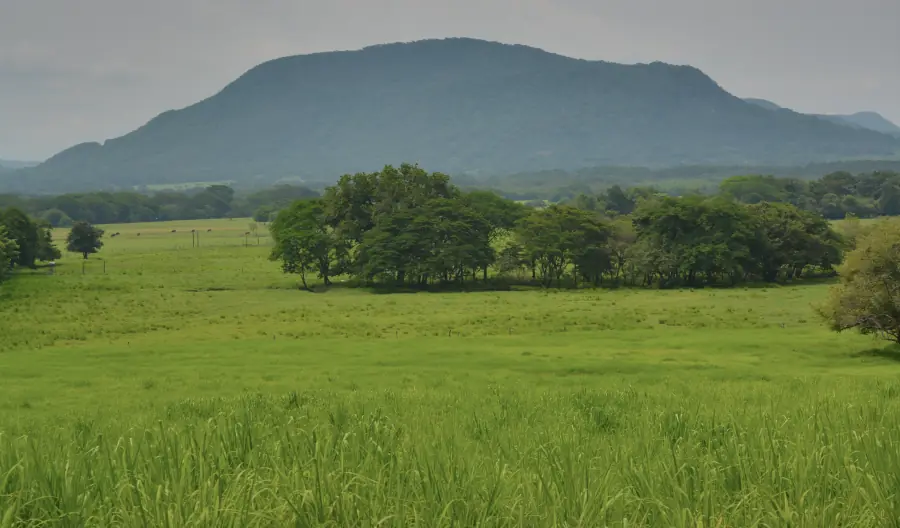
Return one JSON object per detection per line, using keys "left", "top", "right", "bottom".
{"left": 2, "top": 219, "right": 900, "bottom": 526}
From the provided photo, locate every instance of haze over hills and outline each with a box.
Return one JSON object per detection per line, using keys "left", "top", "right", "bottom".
{"left": 744, "top": 98, "right": 900, "bottom": 136}
{"left": 7, "top": 38, "right": 900, "bottom": 194}
{"left": 0, "top": 159, "right": 39, "bottom": 170}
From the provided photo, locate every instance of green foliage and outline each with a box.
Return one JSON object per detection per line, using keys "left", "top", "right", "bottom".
{"left": 820, "top": 219, "right": 900, "bottom": 343}
{"left": 315, "top": 164, "right": 500, "bottom": 287}
{"left": 66, "top": 221, "right": 104, "bottom": 259}
{"left": 0, "top": 226, "right": 17, "bottom": 281}
{"left": 267, "top": 164, "right": 848, "bottom": 290}
{"left": 0, "top": 207, "right": 58, "bottom": 269}
{"left": 39, "top": 208, "right": 73, "bottom": 227}
{"left": 488, "top": 161, "right": 900, "bottom": 203}
{"left": 0, "top": 184, "right": 319, "bottom": 227}
{"left": 716, "top": 170, "right": 900, "bottom": 220}
{"left": 270, "top": 199, "right": 345, "bottom": 289}
{"left": 512, "top": 205, "right": 611, "bottom": 287}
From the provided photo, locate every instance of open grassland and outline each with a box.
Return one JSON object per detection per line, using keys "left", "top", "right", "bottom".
{"left": 2, "top": 219, "right": 900, "bottom": 526}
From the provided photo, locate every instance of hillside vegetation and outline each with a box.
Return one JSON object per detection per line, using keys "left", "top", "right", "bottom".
{"left": 9, "top": 38, "right": 900, "bottom": 193}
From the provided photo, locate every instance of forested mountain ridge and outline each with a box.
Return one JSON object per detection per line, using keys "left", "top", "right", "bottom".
{"left": 8, "top": 38, "right": 900, "bottom": 194}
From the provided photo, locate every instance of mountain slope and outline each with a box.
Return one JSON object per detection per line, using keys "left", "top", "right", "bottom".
{"left": 11, "top": 38, "right": 900, "bottom": 193}
{"left": 818, "top": 112, "right": 900, "bottom": 136}
{"left": 742, "top": 98, "right": 783, "bottom": 112}
{"left": 744, "top": 98, "right": 900, "bottom": 136}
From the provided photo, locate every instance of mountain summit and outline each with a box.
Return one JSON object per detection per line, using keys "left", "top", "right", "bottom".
{"left": 11, "top": 38, "right": 900, "bottom": 192}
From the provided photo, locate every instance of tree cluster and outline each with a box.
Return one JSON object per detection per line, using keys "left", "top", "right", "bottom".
{"left": 0, "top": 207, "right": 60, "bottom": 280}
{"left": 717, "top": 171, "right": 900, "bottom": 220}
{"left": 270, "top": 164, "right": 526, "bottom": 289}
{"left": 0, "top": 184, "right": 319, "bottom": 227}
{"left": 271, "top": 164, "right": 844, "bottom": 290}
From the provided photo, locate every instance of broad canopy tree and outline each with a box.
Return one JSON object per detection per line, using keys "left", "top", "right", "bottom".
{"left": 269, "top": 199, "right": 345, "bottom": 290}
{"left": 66, "top": 221, "right": 104, "bottom": 259}
{"left": 819, "top": 220, "right": 900, "bottom": 344}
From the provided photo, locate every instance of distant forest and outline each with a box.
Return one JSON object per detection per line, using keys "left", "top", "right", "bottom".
{"left": 3, "top": 161, "right": 900, "bottom": 228}
{"left": 567, "top": 170, "right": 900, "bottom": 221}
{"left": 475, "top": 160, "right": 900, "bottom": 201}
{"left": 0, "top": 185, "right": 320, "bottom": 227}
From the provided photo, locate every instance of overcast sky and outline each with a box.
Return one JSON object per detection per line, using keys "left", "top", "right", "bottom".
{"left": 2, "top": 0, "right": 898, "bottom": 161}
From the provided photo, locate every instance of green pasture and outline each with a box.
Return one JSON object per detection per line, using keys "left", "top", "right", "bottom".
{"left": 2, "top": 218, "right": 900, "bottom": 526}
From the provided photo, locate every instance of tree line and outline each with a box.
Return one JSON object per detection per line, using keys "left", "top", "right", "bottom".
{"left": 270, "top": 164, "right": 845, "bottom": 290}
{"left": 567, "top": 170, "right": 900, "bottom": 221}
{"left": 0, "top": 184, "right": 319, "bottom": 227}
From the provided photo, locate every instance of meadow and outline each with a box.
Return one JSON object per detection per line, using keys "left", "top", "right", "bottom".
{"left": 2, "top": 219, "right": 900, "bottom": 526}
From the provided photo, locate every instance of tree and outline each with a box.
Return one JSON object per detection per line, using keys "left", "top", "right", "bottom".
{"left": 36, "top": 223, "right": 61, "bottom": 262}
{"left": 632, "top": 196, "right": 758, "bottom": 286}
{"left": 0, "top": 208, "right": 40, "bottom": 268}
{"left": 819, "top": 219, "right": 900, "bottom": 344}
{"left": 513, "top": 205, "right": 610, "bottom": 288}
{"left": 356, "top": 197, "right": 494, "bottom": 286}
{"left": 253, "top": 205, "right": 277, "bottom": 223}
{"left": 270, "top": 199, "right": 344, "bottom": 289}
{"left": 0, "top": 226, "right": 18, "bottom": 281}
{"left": 66, "top": 221, "right": 104, "bottom": 259}
{"left": 602, "top": 185, "right": 636, "bottom": 215}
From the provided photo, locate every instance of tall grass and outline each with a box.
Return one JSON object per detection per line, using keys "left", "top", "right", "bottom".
{"left": 4, "top": 381, "right": 900, "bottom": 526}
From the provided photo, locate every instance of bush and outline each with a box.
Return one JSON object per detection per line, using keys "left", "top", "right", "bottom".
{"left": 819, "top": 219, "right": 900, "bottom": 343}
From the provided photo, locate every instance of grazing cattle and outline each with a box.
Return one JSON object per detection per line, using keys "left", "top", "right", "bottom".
{"left": 137, "top": 233, "right": 141, "bottom": 236}
{"left": 171, "top": 230, "right": 177, "bottom": 233}
{"left": 207, "top": 229, "right": 212, "bottom": 232}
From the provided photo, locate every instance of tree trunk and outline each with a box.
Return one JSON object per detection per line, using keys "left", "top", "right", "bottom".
{"left": 299, "top": 270, "right": 309, "bottom": 291}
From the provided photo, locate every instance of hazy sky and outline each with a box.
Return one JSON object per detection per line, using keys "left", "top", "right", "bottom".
{"left": 2, "top": 0, "right": 898, "bottom": 161}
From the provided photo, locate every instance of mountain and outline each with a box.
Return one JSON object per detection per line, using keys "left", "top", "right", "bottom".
{"left": 9, "top": 38, "right": 900, "bottom": 193}
{"left": 743, "top": 98, "right": 900, "bottom": 136}
{"left": 818, "top": 112, "right": 900, "bottom": 136}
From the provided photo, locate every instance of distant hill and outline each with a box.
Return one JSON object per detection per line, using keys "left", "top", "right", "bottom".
{"left": 818, "top": 112, "right": 900, "bottom": 136}
{"left": 0, "top": 159, "right": 39, "bottom": 170}
{"left": 8, "top": 38, "right": 900, "bottom": 194}
{"left": 743, "top": 98, "right": 900, "bottom": 137}
{"left": 742, "top": 98, "right": 784, "bottom": 112}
